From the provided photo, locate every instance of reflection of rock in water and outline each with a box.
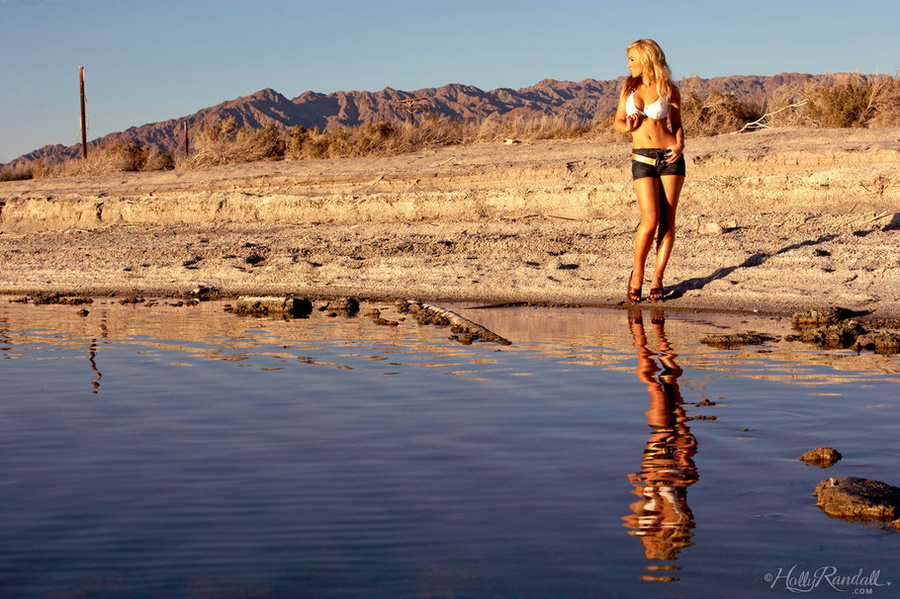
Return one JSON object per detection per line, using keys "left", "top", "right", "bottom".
{"left": 622, "top": 309, "right": 698, "bottom": 581}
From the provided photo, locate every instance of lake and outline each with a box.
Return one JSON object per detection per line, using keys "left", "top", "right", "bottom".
{"left": 1, "top": 297, "right": 898, "bottom": 598}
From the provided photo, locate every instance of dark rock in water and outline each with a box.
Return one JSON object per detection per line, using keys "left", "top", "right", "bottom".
{"left": 191, "top": 286, "right": 220, "bottom": 301}
{"left": 800, "top": 446, "right": 842, "bottom": 467}
{"left": 13, "top": 293, "right": 93, "bottom": 306}
{"left": 791, "top": 307, "right": 855, "bottom": 328}
{"left": 798, "top": 321, "right": 868, "bottom": 348}
{"left": 365, "top": 308, "right": 399, "bottom": 327}
{"left": 814, "top": 476, "right": 900, "bottom": 522}
{"left": 700, "top": 333, "right": 775, "bottom": 347}
{"left": 230, "top": 296, "right": 312, "bottom": 318}
{"left": 324, "top": 297, "right": 360, "bottom": 315}
{"left": 790, "top": 313, "right": 900, "bottom": 355}
{"left": 854, "top": 330, "right": 900, "bottom": 353}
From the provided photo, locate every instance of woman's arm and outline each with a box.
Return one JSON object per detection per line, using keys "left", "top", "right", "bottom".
{"left": 614, "top": 91, "right": 641, "bottom": 134}
{"left": 665, "top": 86, "right": 685, "bottom": 161}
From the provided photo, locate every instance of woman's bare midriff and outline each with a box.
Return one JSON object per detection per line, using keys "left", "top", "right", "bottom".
{"left": 631, "top": 120, "right": 677, "bottom": 150}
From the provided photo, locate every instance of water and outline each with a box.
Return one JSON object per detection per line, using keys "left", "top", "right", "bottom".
{"left": 1, "top": 298, "right": 898, "bottom": 598}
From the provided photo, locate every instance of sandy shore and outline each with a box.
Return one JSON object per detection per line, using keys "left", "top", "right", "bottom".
{"left": 2, "top": 126, "right": 899, "bottom": 317}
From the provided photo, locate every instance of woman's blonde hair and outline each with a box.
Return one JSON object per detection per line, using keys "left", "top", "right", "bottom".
{"left": 622, "top": 39, "right": 677, "bottom": 102}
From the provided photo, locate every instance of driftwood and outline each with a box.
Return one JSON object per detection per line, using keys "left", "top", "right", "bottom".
{"left": 855, "top": 210, "right": 893, "bottom": 226}
{"left": 397, "top": 300, "right": 511, "bottom": 345}
{"left": 737, "top": 100, "right": 809, "bottom": 133}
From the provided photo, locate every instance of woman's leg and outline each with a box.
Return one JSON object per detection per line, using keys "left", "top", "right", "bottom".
{"left": 631, "top": 176, "right": 661, "bottom": 294}
{"left": 650, "top": 175, "right": 685, "bottom": 292}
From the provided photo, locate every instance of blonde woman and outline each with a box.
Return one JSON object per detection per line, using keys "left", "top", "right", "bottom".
{"left": 614, "top": 39, "right": 685, "bottom": 303}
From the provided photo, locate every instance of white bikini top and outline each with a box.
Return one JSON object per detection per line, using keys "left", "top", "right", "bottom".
{"left": 626, "top": 91, "right": 668, "bottom": 120}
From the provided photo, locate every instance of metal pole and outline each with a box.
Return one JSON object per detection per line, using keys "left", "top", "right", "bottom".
{"left": 184, "top": 121, "right": 189, "bottom": 157}
{"left": 79, "top": 66, "right": 87, "bottom": 159}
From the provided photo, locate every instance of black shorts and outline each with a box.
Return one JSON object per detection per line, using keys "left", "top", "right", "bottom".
{"left": 631, "top": 148, "right": 686, "bottom": 180}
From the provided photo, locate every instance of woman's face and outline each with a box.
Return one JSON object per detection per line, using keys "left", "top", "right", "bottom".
{"left": 627, "top": 49, "right": 643, "bottom": 78}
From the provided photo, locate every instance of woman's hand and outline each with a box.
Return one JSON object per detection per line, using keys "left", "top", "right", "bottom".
{"left": 665, "top": 142, "right": 684, "bottom": 163}
{"left": 624, "top": 114, "right": 643, "bottom": 132}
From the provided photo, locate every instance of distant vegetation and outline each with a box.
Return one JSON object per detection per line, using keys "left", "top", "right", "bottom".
{"left": 680, "top": 73, "right": 900, "bottom": 136}
{"left": 3, "top": 74, "right": 898, "bottom": 182}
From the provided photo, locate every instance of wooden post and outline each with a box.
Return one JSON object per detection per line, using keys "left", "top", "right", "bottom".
{"left": 79, "top": 66, "right": 87, "bottom": 159}
{"left": 394, "top": 98, "right": 430, "bottom": 125}
{"left": 183, "top": 121, "right": 189, "bottom": 157}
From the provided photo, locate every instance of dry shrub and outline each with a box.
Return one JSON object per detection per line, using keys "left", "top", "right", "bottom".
{"left": 48, "top": 139, "right": 174, "bottom": 178}
{"left": 142, "top": 147, "right": 175, "bottom": 171}
{"left": 474, "top": 114, "right": 591, "bottom": 142}
{"left": 285, "top": 115, "right": 595, "bottom": 161}
{"left": 288, "top": 126, "right": 328, "bottom": 159}
{"left": 29, "top": 159, "right": 54, "bottom": 179}
{"left": 805, "top": 75, "right": 876, "bottom": 127}
{"left": 867, "top": 75, "right": 900, "bottom": 127}
{"left": 681, "top": 90, "right": 761, "bottom": 136}
{"left": 286, "top": 121, "right": 426, "bottom": 160}
{"left": 755, "top": 84, "right": 811, "bottom": 128}
{"left": 185, "top": 113, "right": 631, "bottom": 167}
{"left": 756, "top": 75, "right": 900, "bottom": 129}
{"left": 180, "top": 118, "right": 286, "bottom": 169}
{"left": 401, "top": 116, "right": 474, "bottom": 149}
{"left": 290, "top": 114, "right": 596, "bottom": 160}
{"left": 0, "top": 163, "right": 34, "bottom": 182}
{"left": 683, "top": 75, "right": 900, "bottom": 133}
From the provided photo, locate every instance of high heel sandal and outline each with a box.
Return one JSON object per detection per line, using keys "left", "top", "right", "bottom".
{"left": 649, "top": 286, "right": 665, "bottom": 303}
{"left": 626, "top": 269, "right": 642, "bottom": 304}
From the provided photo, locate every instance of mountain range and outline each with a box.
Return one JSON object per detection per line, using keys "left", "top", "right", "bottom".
{"left": 3, "top": 72, "right": 851, "bottom": 169}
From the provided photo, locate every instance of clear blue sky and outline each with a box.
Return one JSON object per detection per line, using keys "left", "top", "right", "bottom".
{"left": 2, "top": 0, "right": 898, "bottom": 164}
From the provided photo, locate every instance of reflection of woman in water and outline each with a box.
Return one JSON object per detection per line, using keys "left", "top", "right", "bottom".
{"left": 614, "top": 39, "right": 685, "bottom": 304}
{"left": 622, "top": 309, "right": 697, "bottom": 582}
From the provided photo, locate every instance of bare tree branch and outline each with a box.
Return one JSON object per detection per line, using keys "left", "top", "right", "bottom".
{"left": 737, "top": 100, "right": 809, "bottom": 133}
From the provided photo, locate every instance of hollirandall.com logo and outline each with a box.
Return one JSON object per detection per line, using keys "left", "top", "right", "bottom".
{"left": 764, "top": 565, "right": 891, "bottom": 593}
